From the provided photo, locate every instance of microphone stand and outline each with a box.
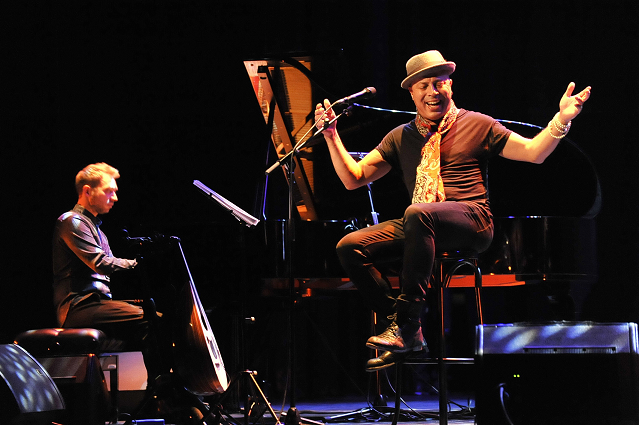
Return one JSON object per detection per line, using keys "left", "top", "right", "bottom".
{"left": 265, "top": 104, "right": 352, "bottom": 425}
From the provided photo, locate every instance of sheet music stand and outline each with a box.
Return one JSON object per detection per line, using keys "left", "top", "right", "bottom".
{"left": 193, "top": 180, "right": 260, "bottom": 228}
{"left": 193, "top": 180, "right": 281, "bottom": 425}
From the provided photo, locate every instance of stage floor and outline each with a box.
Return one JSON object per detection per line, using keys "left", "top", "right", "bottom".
{"left": 122, "top": 389, "right": 639, "bottom": 425}
{"left": 278, "top": 395, "right": 475, "bottom": 425}
{"left": 220, "top": 393, "right": 475, "bottom": 425}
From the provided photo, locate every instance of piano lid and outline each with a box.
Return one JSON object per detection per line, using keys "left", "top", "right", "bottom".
{"left": 245, "top": 57, "right": 319, "bottom": 221}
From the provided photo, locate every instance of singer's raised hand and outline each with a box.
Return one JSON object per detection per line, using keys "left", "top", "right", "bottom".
{"left": 314, "top": 99, "right": 337, "bottom": 134}
{"left": 558, "top": 82, "right": 591, "bottom": 124}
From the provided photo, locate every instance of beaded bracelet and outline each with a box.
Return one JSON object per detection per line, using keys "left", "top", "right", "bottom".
{"left": 552, "top": 113, "right": 570, "bottom": 130}
{"left": 547, "top": 113, "right": 571, "bottom": 139}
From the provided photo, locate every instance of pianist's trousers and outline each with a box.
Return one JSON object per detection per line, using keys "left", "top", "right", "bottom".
{"left": 63, "top": 293, "right": 170, "bottom": 384}
{"left": 336, "top": 201, "right": 493, "bottom": 316}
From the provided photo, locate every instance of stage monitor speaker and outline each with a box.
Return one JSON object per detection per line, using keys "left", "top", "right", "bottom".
{"left": 0, "top": 344, "right": 65, "bottom": 424}
{"left": 475, "top": 322, "right": 639, "bottom": 425}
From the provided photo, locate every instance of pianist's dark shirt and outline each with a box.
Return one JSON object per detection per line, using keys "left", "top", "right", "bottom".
{"left": 52, "top": 204, "right": 137, "bottom": 326}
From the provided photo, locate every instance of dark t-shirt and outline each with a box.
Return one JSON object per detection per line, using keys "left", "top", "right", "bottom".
{"left": 375, "top": 109, "right": 512, "bottom": 203}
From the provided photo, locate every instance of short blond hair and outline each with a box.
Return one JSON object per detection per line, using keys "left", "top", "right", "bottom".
{"left": 75, "top": 163, "right": 120, "bottom": 196}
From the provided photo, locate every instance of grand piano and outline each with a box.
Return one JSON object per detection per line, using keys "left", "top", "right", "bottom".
{"left": 244, "top": 56, "right": 600, "bottom": 317}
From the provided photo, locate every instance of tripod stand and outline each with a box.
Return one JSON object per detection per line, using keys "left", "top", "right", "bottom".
{"left": 206, "top": 370, "right": 280, "bottom": 425}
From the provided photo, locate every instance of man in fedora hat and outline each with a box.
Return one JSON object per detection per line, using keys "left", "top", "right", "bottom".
{"left": 314, "top": 50, "right": 591, "bottom": 369}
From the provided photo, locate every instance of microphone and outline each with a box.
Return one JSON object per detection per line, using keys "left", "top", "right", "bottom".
{"left": 126, "top": 236, "right": 153, "bottom": 244}
{"left": 334, "top": 87, "right": 376, "bottom": 104}
{"left": 121, "top": 229, "right": 166, "bottom": 245}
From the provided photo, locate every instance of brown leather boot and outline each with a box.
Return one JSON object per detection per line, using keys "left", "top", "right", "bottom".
{"left": 366, "top": 296, "right": 425, "bottom": 353}
{"left": 365, "top": 350, "right": 409, "bottom": 371}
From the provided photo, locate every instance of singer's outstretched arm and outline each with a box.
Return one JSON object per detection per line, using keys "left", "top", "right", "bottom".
{"left": 501, "top": 82, "right": 591, "bottom": 163}
{"left": 315, "top": 99, "right": 391, "bottom": 190}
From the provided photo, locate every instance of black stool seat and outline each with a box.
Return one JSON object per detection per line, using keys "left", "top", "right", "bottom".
{"left": 436, "top": 249, "right": 479, "bottom": 258}
{"left": 434, "top": 250, "right": 481, "bottom": 287}
{"left": 15, "top": 328, "right": 106, "bottom": 356}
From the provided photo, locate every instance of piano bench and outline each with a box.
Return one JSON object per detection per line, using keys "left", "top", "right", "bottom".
{"left": 14, "top": 328, "right": 115, "bottom": 425}
{"left": 14, "top": 327, "right": 106, "bottom": 355}
{"left": 391, "top": 250, "right": 483, "bottom": 425}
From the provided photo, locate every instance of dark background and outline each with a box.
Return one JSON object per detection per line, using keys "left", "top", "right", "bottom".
{"left": 2, "top": 0, "right": 638, "bottom": 400}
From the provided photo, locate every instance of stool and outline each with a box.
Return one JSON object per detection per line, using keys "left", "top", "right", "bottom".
{"left": 392, "top": 250, "right": 483, "bottom": 425}
{"left": 14, "top": 328, "right": 114, "bottom": 425}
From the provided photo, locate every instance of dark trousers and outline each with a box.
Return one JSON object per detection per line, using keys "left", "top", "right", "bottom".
{"left": 336, "top": 201, "right": 494, "bottom": 316}
{"left": 63, "top": 293, "right": 168, "bottom": 383}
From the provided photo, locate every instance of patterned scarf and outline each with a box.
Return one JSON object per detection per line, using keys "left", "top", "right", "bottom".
{"left": 411, "top": 101, "right": 459, "bottom": 204}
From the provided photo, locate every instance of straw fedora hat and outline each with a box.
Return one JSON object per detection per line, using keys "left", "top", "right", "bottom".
{"left": 401, "top": 50, "right": 456, "bottom": 89}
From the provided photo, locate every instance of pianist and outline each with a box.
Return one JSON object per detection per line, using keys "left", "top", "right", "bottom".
{"left": 314, "top": 50, "right": 591, "bottom": 369}
{"left": 52, "top": 162, "right": 168, "bottom": 384}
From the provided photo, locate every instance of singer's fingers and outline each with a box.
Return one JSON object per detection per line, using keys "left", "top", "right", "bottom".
{"left": 314, "top": 100, "right": 333, "bottom": 113}
{"left": 578, "top": 86, "right": 592, "bottom": 102}
{"left": 560, "top": 83, "right": 591, "bottom": 108}
{"left": 563, "top": 82, "right": 576, "bottom": 98}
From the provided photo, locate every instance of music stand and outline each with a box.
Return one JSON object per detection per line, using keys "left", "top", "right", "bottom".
{"left": 193, "top": 180, "right": 260, "bottom": 228}
{"left": 193, "top": 180, "right": 282, "bottom": 425}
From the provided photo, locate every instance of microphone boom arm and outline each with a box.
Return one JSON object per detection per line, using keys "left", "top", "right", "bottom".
{"left": 265, "top": 108, "right": 348, "bottom": 175}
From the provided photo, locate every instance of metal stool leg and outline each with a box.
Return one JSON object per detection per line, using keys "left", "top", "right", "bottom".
{"left": 474, "top": 262, "right": 483, "bottom": 325}
{"left": 393, "top": 363, "right": 403, "bottom": 425}
{"left": 437, "top": 259, "right": 449, "bottom": 425}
